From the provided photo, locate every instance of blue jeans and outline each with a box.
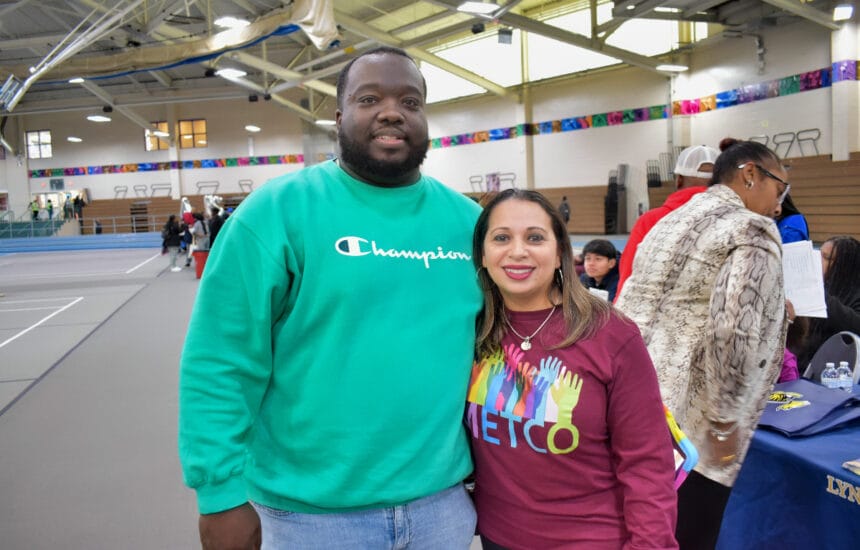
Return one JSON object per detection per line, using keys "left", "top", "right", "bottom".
{"left": 252, "top": 483, "right": 476, "bottom": 550}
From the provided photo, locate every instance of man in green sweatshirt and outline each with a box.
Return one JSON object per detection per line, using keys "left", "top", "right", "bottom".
{"left": 179, "top": 47, "right": 482, "bottom": 549}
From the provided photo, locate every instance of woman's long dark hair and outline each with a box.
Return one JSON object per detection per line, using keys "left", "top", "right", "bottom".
{"left": 472, "top": 189, "right": 611, "bottom": 358}
{"left": 823, "top": 236, "right": 860, "bottom": 303}
{"left": 776, "top": 193, "right": 801, "bottom": 221}
{"left": 802, "top": 236, "right": 860, "bottom": 365}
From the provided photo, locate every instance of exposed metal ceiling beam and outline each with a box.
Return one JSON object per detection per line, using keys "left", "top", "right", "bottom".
{"left": 334, "top": 10, "right": 517, "bottom": 100}
{"left": 290, "top": 40, "right": 375, "bottom": 72}
{"left": 148, "top": 70, "right": 173, "bottom": 88}
{"left": 682, "top": 0, "right": 728, "bottom": 18}
{"left": 0, "top": 33, "right": 69, "bottom": 50}
{"left": 386, "top": 9, "right": 457, "bottom": 35}
{"left": 215, "top": 73, "right": 331, "bottom": 129}
{"left": 611, "top": 0, "right": 665, "bottom": 18}
{"left": 758, "top": 0, "right": 840, "bottom": 30}
{"left": 428, "top": 0, "right": 664, "bottom": 74}
{"left": 0, "top": 0, "right": 34, "bottom": 19}
{"left": 79, "top": 79, "right": 171, "bottom": 144}
{"left": 400, "top": 20, "right": 477, "bottom": 49}
{"left": 496, "top": 11, "right": 664, "bottom": 73}
{"left": 144, "top": 0, "right": 200, "bottom": 34}
{"left": 4, "top": 0, "right": 147, "bottom": 111}
{"left": 269, "top": 61, "right": 348, "bottom": 94}
{"left": 229, "top": 51, "right": 337, "bottom": 96}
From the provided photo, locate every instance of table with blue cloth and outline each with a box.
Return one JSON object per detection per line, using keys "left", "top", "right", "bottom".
{"left": 716, "top": 423, "right": 860, "bottom": 549}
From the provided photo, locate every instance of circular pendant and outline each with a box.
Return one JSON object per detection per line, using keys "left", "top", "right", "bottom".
{"left": 520, "top": 340, "right": 531, "bottom": 351}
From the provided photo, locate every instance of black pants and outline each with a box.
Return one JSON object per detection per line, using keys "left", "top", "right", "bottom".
{"left": 676, "top": 471, "right": 733, "bottom": 550}
{"left": 480, "top": 535, "right": 509, "bottom": 550}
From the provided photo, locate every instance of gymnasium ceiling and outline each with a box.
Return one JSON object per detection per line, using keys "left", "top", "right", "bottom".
{"left": 0, "top": 0, "right": 845, "bottom": 133}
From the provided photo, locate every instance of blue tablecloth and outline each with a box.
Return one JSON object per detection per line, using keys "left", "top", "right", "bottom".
{"left": 717, "top": 423, "right": 860, "bottom": 549}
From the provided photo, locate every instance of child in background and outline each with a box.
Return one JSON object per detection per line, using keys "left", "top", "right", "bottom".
{"left": 579, "top": 239, "right": 620, "bottom": 301}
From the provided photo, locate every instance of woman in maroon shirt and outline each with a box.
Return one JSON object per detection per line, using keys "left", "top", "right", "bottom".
{"left": 469, "top": 189, "right": 677, "bottom": 549}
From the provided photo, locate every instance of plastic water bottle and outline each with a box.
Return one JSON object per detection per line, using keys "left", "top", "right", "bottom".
{"left": 836, "top": 361, "right": 853, "bottom": 393}
{"left": 821, "top": 362, "right": 839, "bottom": 389}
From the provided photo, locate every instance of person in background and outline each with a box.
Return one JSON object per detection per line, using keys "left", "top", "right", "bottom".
{"left": 616, "top": 144, "right": 720, "bottom": 300}
{"left": 73, "top": 195, "right": 84, "bottom": 220}
{"left": 190, "top": 212, "right": 210, "bottom": 253}
{"left": 63, "top": 195, "right": 74, "bottom": 220}
{"left": 46, "top": 199, "right": 54, "bottom": 220}
{"left": 558, "top": 195, "right": 571, "bottom": 226}
{"left": 779, "top": 299, "right": 803, "bottom": 383}
{"left": 208, "top": 204, "right": 229, "bottom": 249}
{"left": 181, "top": 211, "right": 195, "bottom": 267}
{"left": 30, "top": 199, "right": 39, "bottom": 221}
{"left": 179, "top": 47, "right": 481, "bottom": 550}
{"left": 162, "top": 214, "right": 183, "bottom": 272}
{"left": 797, "top": 235, "right": 860, "bottom": 370}
{"left": 469, "top": 189, "right": 677, "bottom": 550}
{"left": 616, "top": 138, "right": 788, "bottom": 549}
{"left": 579, "top": 238, "right": 620, "bottom": 301}
{"left": 774, "top": 193, "right": 809, "bottom": 244}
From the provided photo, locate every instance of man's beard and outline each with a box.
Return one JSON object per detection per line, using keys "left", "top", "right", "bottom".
{"left": 338, "top": 128, "right": 429, "bottom": 181}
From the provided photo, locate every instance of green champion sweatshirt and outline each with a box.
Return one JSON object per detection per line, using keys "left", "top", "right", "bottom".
{"left": 179, "top": 161, "right": 483, "bottom": 514}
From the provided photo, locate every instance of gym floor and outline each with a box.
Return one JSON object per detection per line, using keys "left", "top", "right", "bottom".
{"left": 0, "top": 236, "right": 623, "bottom": 548}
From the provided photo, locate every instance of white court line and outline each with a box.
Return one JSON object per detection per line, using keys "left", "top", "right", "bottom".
{"left": 0, "top": 296, "right": 84, "bottom": 350}
{"left": 0, "top": 271, "right": 127, "bottom": 281}
{"left": 0, "top": 306, "right": 66, "bottom": 313}
{"left": 126, "top": 252, "right": 162, "bottom": 274}
{"left": 0, "top": 297, "right": 86, "bottom": 304}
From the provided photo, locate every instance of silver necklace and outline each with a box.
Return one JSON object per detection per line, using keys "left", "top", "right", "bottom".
{"left": 504, "top": 305, "right": 557, "bottom": 351}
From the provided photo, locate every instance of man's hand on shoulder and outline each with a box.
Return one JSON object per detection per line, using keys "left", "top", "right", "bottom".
{"left": 199, "top": 503, "right": 261, "bottom": 550}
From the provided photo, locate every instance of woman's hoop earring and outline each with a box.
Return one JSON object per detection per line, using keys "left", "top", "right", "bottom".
{"left": 556, "top": 268, "right": 564, "bottom": 288}
{"left": 745, "top": 179, "right": 754, "bottom": 189}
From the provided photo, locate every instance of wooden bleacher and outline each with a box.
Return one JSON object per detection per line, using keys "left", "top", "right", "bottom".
{"left": 786, "top": 153, "right": 860, "bottom": 242}
{"left": 646, "top": 152, "right": 860, "bottom": 243}
{"left": 647, "top": 184, "right": 674, "bottom": 211}
{"left": 466, "top": 185, "right": 609, "bottom": 235}
{"left": 80, "top": 193, "right": 248, "bottom": 235}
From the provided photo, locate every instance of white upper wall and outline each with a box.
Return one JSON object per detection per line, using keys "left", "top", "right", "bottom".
{"left": 2, "top": 20, "right": 843, "bottom": 217}
{"left": 15, "top": 98, "right": 306, "bottom": 202}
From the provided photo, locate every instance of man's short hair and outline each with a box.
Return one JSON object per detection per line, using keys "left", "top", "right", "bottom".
{"left": 674, "top": 145, "right": 720, "bottom": 179}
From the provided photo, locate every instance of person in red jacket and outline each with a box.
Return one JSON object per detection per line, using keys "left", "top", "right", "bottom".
{"left": 616, "top": 144, "right": 720, "bottom": 301}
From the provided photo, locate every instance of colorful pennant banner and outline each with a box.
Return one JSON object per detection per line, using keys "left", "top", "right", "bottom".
{"left": 29, "top": 62, "right": 858, "bottom": 177}
{"left": 429, "top": 63, "right": 855, "bottom": 150}
{"left": 30, "top": 153, "right": 307, "bottom": 179}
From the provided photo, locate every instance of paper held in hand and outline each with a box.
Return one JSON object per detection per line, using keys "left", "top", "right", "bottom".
{"left": 782, "top": 240, "right": 827, "bottom": 318}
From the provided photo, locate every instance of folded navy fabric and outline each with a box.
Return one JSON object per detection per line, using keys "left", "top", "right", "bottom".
{"left": 758, "top": 378, "right": 860, "bottom": 437}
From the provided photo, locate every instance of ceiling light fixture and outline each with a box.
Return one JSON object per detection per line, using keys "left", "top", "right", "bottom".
{"left": 458, "top": 2, "right": 499, "bottom": 15}
{"left": 315, "top": 119, "right": 336, "bottom": 126}
{"left": 69, "top": 77, "right": 84, "bottom": 84}
{"left": 215, "top": 67, "right": 247, "bottom": 79}
{"left": 245, "top": 125, "right": 261, "bottom": 132}
{"left": 833, "top": 4, "right": 854, "bottom": 21}
{"left": 86, "top": 114, "right": 111, "bottom": 122}
{"left": 153, "top": 130, "right": 170, "bottom": 137}
{"left": 67, "top": 136, "right": 82, "bottom": 143}
{"left": 657, "top": 64, "right": 689, "bottom": 72}
{"left": 214, "top": 16, "right": 249, "bottom": 29}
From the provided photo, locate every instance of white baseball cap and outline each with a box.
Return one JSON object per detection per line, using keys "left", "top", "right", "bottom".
{"left": 674, "top": 145, "right": 720, "bottom": 179}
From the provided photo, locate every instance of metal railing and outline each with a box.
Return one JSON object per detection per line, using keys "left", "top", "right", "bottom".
{"left": 0, "top": 213, "right": 176, "bottom": 238}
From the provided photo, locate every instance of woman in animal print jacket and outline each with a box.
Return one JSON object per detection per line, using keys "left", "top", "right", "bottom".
{"left": 616, "top": 138, "right": 789, "bottom": 549}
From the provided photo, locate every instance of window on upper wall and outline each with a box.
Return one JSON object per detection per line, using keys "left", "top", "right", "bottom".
{"left": 178, "top": 119, "right": 207, "bottom": 149}
{"left": 26, "top": 130, "right": 52, "bottom": 159}
{"left": 145, "top": 121, "right": 170, "bottom": 151}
